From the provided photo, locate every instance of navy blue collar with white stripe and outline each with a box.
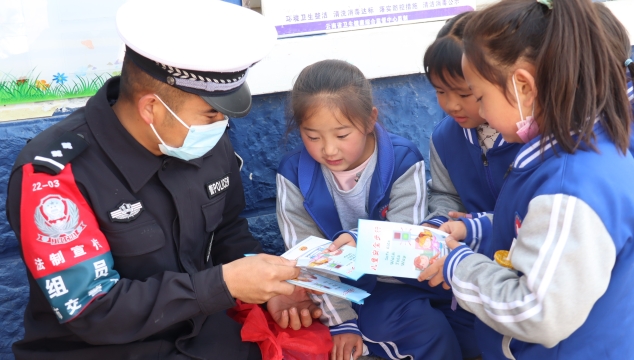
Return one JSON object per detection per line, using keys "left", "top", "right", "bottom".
{"left": 512, "top": 117, "right": 604, "bottom": 171}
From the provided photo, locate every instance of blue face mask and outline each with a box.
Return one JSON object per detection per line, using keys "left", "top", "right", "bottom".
{"left": 151, "top": 95, "right": 229, "bottom": 161}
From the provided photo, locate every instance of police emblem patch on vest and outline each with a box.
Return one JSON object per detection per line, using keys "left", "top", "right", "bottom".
{"left": 206, "top": 174, "right": 230, "bottom": 199}
{"left": 34, "top": 194, "right": 87, "bottom": 245}
{"left": 109, "top": 201, "right": 144, "bottom": 223}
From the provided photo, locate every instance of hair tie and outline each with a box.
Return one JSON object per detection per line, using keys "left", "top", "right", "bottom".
{"left": 626, "top": 59, "right": 633, "bottom": 67}
{"left": 537, "top": 0, "right": 553, "bottom": 10}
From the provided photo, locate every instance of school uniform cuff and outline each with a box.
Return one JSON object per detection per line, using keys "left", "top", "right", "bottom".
{"left": 421, "top": 216, "right": 448, "bottom": 227}
{"left": 333, "top": 229, "right": 358, "bottom": 242}
{"left": 330, "top": 319, "right": 362, "bottom": 336}
{"left": 458, "top": 216, "right": 491, "bottom": 253}
{"left": 443, "top": 245, "right": 474, "bottom": 288}
{"left": 469, "top": 211, "right": 492, "bottom": 219}
{"left": 192, "top": 266, "right": 236, "bottom": 315}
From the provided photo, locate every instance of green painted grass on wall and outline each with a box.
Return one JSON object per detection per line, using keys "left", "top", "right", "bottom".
{"left": 0, "top": 73, "right": 115, "bottom": 106}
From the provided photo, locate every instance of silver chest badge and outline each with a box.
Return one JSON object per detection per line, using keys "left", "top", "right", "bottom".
{"left": 109, "top": 201, "right": 144, "bottom": 223}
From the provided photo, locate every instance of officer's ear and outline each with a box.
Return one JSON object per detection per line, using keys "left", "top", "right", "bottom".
{"left": 137, "top": 94, "right": 162, "bottom": 126}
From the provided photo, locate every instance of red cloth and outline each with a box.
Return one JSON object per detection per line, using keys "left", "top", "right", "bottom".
{"left": 228, "top": 300, "right": 333, "bottom": 360}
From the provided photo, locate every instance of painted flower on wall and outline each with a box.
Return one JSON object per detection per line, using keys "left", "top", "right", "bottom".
{"left": 53, "top": 73, "right": 68, "bottom": 85}
{"left": 35, "top": 79, "right": 50, "bottom": 91}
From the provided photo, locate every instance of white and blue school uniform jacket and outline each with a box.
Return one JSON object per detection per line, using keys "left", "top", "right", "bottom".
{"left": 627, "top": 81, "right": 634, "bottom": 154}
{"left": 423, "top": 116, "right": 523, "bottom": 231}
{"left": 276, "top": 124, "right": 429, "bottom": 334}
{"left": 443, "top": 120, "right": 634, "bottom": 359}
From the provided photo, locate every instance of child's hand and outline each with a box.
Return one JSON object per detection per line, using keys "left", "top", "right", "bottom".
{"left": 331, "top": 333, "right": 363, "bottom": 360}
{"left": 439, "top": 221, "right": 467, "bottom": 241}
{"left": 417, "top": 254, "right": 449, "bottom": 289}
{"left": 268, "top": 287, "right": 323, "bottom": 330}
{"left": 417, "top": 235, "right": 463, "bottom": 288}
{"left": 448, "top": 211, "right": 471, "bottom": 219}
{"left": 422, "top": 223, "right": 439, "bottom": 229}
{"left": 445, "top": 236, "right": 462, "bottom": 250}
{"left": 328, "top": 233, "right": 356, "bottom": 252}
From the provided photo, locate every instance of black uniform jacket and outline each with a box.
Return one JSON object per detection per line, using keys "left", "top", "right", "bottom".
{"left": 6, "top": 77, "right": 262, "bottom": 359}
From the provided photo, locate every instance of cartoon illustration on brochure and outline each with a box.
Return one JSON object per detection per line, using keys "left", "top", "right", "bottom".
{"left": 356, "top": 219, "right": 449, "bottom": 278}
{"left": 392, "top": 228, "right": 443, "bottom": 271}
{"left": 298, "top": 243, "right": 346, "bottom": 270}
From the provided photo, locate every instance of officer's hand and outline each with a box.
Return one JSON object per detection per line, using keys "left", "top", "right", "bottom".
{"left": 223, "top": 254, "right": 300, "bottom": 304}
{"left": 267, "top": 286, "right": 322, "bottom": 330}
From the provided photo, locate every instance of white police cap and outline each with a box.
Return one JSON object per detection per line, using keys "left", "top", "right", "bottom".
{"left": 116, "top": 0, "right": 277, "bottom": 117}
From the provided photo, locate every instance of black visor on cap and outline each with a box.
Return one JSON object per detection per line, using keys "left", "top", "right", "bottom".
{"left": 202, "top": 82, "right": 252, "bottom": 118}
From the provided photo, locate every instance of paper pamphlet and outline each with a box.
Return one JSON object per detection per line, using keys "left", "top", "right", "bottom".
{"left": 282, "top": 236, "right": 364, "bottom": 280}
{"left": 282, "top": 236, "right": 369, "bottom": 304}
{"left": 286, "top": 270, "right": 369, "bottom": 305}
{"left": 355, "top": 219, "right": 449, "bottom": 278}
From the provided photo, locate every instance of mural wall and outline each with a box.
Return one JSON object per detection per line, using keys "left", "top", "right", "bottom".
{"left": 0, "top": 0, "right": 128, "bottom": 105}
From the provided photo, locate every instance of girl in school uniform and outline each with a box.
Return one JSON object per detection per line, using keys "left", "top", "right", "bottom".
{"left": 421, "top": 0, "right": 634, "bottom": 358}
{"left": 421, "top": 12, "right": 523, "bottom": 257}
{"left": 276, "top": 60, "right": 479, "bottom": 360}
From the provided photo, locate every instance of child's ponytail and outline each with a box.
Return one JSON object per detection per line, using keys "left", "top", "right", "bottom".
{"left": 594, "top": 2, "right": 632, "bottom": 84}
{"left": 463, "top": 0, "right": 631, "bottom": 154}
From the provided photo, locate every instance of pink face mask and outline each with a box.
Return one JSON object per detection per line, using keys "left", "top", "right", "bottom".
{"left": 516, "top": 116, "right": 539, "bottom": 143}
{"left": 512, "top": 75, "right": 539, "bottom": 143}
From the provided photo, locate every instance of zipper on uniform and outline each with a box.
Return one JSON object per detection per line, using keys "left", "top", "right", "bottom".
{"left": 481, "top": 152, "right": 498, "bottom": 198}
{"left": 205, "top": 232, "right": 214, "bottom": 264}
{"left": 503, "top": 163, "right": 513, "bottom": 179}
{"left": 496, "top": 164, "right": 514, "bottom": 210}
{"left": 481, "top": 153, "right": 489, "bottom": 166}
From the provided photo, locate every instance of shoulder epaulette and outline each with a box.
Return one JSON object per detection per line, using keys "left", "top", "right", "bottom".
{"left": 32, "top": 132, "right": 89, "bottom": 175}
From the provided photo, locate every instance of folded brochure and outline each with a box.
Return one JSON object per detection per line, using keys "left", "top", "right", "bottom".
{"left": 286, "top": 270, "right": 369, "bottom": 305}
{"left": 355, "top": 219, "right": 450, "bottom": 278}
{"left": 282, "top": 236, "right": 369, "bottom": 304}
{"left": 282, "top": 236, "right": 364, "bottom": 280}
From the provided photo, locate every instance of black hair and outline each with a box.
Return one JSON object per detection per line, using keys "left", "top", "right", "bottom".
{"left": 423, "top": 11, "right": 475, "bottom": 88}
{"left": 288, "top": 60, "right": 374, "bottom": 134}
{"left": 118, "top": 55, "right": 186, "bottom": 111}
{"left": 463, "top": 0, "right": 631, "bottom": 154}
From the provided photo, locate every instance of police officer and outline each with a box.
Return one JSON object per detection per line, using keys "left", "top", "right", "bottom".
{"left": 5, "top": 1, "right": 321, "bottom": 359}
